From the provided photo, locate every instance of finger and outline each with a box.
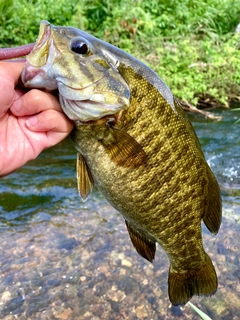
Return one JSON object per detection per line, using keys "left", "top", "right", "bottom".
{"left": 25, "top": 109, "right": 74, "bottom": 148}
{"left": 11, "top": 89, "right": 62, "bottom": 116}
{"left": 0, "top": 61, "right": 24, "bottom": 85}
{"left": 0, "top": 61, "right": 25, "bottom": 116}
{"left": 26, "top": 109, "right": 74, "bottom": 133}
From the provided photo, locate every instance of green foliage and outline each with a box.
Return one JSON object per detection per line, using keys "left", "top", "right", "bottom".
{"left": 73, "top": 0, "right": 240, "bottom": 41}
{"left": 73, "top": 0, "right": 240, "bottom": 106}
{"left": 0, "top": 0, "right": 239, "bottom": 107}
{"left": 152, "top": 33, "right": 240, "bottom": 106}
{"left": 0, "top": 0, "right": 77, "bottom": 45}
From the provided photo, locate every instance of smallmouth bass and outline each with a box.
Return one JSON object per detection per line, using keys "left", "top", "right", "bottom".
{"left": 20, "top": 20, "right": 222, "bottom": 305}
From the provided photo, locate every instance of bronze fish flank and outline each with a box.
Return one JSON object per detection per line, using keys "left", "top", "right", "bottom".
{"left": 21, "top": 20, "right": 222, "bottom": 305}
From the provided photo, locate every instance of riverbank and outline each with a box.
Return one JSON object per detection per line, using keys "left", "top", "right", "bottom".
{"left": 0, "top": 0, "right": 239, "bottom": 111}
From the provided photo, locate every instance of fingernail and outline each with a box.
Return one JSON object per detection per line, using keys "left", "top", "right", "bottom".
{"left": 26, "top": 116, "right": 38, "bottom": 127}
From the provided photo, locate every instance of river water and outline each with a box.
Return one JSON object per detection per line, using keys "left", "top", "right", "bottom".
{"left": 0, "top": 109, "right": 240, "bottom": 319}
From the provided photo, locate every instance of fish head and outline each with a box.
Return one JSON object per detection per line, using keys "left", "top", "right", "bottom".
{"left": 21, "top": 20, "right": 130, "bottom": 122}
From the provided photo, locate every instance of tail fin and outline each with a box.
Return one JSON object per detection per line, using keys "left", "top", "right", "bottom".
{"left": 168, "top": 253, "right": 217, "bottom": 306}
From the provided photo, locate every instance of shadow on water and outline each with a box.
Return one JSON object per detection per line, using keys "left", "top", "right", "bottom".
{"left": 1, "top": 112, "right": 240, "bottom": 319}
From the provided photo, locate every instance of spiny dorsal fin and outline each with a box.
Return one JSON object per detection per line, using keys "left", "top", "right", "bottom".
{"left": 102, "top": 123, "right": 147, "bottom": 168}
{"left": 76, "top": 152, "right": 94, "bottom": 201}
{"left": 125, "top": 220, "right": 156, "bottom": 262}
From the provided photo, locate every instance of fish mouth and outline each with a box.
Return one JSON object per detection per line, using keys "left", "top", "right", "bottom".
{"left": 34, "top": 21, "right": 51, "bottom": 51}
{"left": 20, "top": 21, "right": 59, "bottom": 90}
{"left": 21, "top": 62, "right": 45, "bottom": 83}
{"left": 27, "top": 21, "right": 52, "bottom": 68}
{"left": 20, "top": 61, "right": 58, "bottom": 91}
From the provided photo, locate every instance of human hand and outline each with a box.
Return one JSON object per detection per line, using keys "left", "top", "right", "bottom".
{"left": 0, "top": 61, "right": 74, "bottom": 177}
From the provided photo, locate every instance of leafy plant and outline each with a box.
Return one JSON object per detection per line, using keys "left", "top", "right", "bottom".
{"left": 0, "top": 0, "right": 239, "bottom": 108}
{"left": 0, "top": 0, "right": 78, "bottom": 45}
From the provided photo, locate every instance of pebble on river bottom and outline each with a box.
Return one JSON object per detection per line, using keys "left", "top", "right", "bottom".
{"left": 0, "top": 200, "right": 240, "bottom": 320}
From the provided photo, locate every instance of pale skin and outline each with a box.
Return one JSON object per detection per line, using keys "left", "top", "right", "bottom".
{"left": 0, "top": 61, "right": 74, "bottom": 177}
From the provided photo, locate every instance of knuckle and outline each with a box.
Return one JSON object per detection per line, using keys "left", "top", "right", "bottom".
{"left": 28, "top": 89, "right": 41, "bottom": 100}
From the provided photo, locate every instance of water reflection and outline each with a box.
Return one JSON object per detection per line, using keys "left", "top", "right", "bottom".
{"left": 190, "top": 110, "right": 240, "bottom": 191}
{"left": 0, "top": 111, "right": 240, "bottom": 319}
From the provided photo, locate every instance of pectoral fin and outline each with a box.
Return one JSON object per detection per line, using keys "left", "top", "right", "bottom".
{"left": 102, "top": 124, "right": 147, "bottom": 168}
{"left": 76, "top": 152, "right": 94, "bottom": 201}
{"left": 125, "top": 220, "right": 156, "bottom": 262}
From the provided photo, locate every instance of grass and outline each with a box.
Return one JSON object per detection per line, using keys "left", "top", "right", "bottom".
{"left": 188, "top": 302, "right": 212, "bottom": 320}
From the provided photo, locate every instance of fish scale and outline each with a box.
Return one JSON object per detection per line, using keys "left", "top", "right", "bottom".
{"left": 72, "top": 64, "right": 212, "bottom": 268}
{"left": 20, "top": 20, "right": 222, "bottom": 306}
{"left": 74, "top": 63, "right": 216, "bottom": 289}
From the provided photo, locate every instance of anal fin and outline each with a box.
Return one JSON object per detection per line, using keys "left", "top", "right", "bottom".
{"left": 125, "top": 220, "right": 156, "bottom": 262}
{"left": 76, "top": 152, "right": 94, "bottom": 201}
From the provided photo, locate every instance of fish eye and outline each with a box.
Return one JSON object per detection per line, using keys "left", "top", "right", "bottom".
{"left": 70, "top": 39, "right": 89, "bottom": 55}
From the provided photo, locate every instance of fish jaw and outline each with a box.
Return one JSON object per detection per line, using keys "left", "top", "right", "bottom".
{"left": 20, "top": 60, "right": 58, "bottom": 91}
{"left": 20, "top": 20, "right": 130, "bottom": 122}
{"left": 20, "top": 21, "right": 59, "bottom": 91}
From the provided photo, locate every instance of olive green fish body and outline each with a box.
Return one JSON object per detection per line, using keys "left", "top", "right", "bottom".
{"left": 20, "top": 21, "right": 222, "bottom": 305}
{"left": 72, "top": 63, "right": 217, "bottom": 268}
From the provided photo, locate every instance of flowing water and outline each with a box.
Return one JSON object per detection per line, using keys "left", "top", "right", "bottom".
{"left": 0, "top": 109, "right": 240, "bottom": 319}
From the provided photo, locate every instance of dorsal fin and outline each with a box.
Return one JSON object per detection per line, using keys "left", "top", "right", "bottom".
{"left": 76, "top": 152, "right": 94, "bottom": 201}
{"left": 203, "top": 169, "right": 222, "bottom": 234}
{"left": 101, "top": 122, "right": 147, "bottom": 168}
{"left": 125, "top": 220, "right": 156, "bottom": 262}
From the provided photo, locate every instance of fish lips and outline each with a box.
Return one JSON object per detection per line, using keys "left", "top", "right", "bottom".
{"left": 20, "top": 62, "right": 58, "bottom": 91}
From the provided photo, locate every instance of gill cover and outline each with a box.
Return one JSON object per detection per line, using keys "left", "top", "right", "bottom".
{"left": 21, "top": 20, "right": 130, "bottom": 122}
